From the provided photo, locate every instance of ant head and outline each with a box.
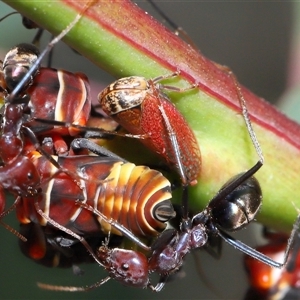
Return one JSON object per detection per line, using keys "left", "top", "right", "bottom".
{"left": 97, "top": 246, "right": 150, "bottom": 288}
{"left": 0, "top": 155, "right": 41, "bottom": 197}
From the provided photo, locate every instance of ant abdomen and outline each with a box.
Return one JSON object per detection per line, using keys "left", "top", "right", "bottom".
{"left": 209, "top": 174, "right": 262, "bottom": 231}
{"left": 3, "top": 43, "right": 40, "bottom": 92}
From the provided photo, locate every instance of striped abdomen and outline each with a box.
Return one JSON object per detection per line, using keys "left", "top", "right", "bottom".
{"left": 26, "top": 67, "right": 91, "bottom": 136}
{"left": 17, "top": 155, "right": 175, "bottom": 239}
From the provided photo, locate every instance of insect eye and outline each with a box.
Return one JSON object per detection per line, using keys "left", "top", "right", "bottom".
{"left": 122, "top": 263, "right": 129, "bottom": 271}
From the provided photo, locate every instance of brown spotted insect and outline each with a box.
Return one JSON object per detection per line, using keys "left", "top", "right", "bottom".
{"left": 98, "top": 74, "right": 201, "bottom": 189}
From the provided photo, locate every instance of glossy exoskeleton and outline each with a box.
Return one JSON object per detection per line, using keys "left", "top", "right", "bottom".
{"left": 23, "top": 66, "right": 92, "bottom": 155}
{"left": 0, "top": 0, "right": 119, "bottom": 210}
{"left": 0, "top": 43, "right": 42, "bottom": 224}
{"left": 0, "top": 0, "right": 160, "bottom": 252}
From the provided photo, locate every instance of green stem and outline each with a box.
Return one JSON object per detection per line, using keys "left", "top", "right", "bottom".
{"left": 3, "top": 0, "right": 300, "bottom": 232}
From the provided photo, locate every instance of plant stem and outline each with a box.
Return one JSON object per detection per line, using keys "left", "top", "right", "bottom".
{"left": 3, "top": 0, "right": 300, "bottom": 232}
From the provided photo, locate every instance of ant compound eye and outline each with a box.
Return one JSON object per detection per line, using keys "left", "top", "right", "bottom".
{"left": 121, "top": 263, "right": 129, "bottom": 271}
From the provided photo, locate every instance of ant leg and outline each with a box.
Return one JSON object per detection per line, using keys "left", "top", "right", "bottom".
{"left": 286, "top": 230, "right": 300, "bottom": 273}
{"left": 0, "top": 11, "right": 19, "bottom": 22}
{"left": 218, "top": 213, "right": 300, "bottom": 268}
{"left": 151, "top": 275, "right": 168, "bottom": 292}
{"left": 23, "top": 127, "right": 92, "bottom": 190}
{"left": 70, "top": 138, "right": 127, "bottom": 162}
{"left": 214, "top": 63, "right": 264, "bottom": 165}
{"left": 0, "top": 195, "right": 21, "bottom": 218}
{"left": 33, "top": 118, "right": 147, "bottom": 139}
{"left": 34, "top": 199, "right": 104, "bottom": 267}
{"left": 229, "top": 70, "right": 264, "bottom": 165}
{"left": 23, "top": 126, "right": 67, "bottom": 169}
{"left": 157, "top": 103, "right": 192, "bottom": 219}
{"left": 76, "top": 201, "right": 151, "bottom": 251}
{"left": 0, "top": 220, "right": 26, "bottom": 241}
{"left": 146, "top": 0, "right": 198, "bottom": 49}
{"left": 23, "top": 126, "right": 85, "bottom": 190}
{"left": 31, "top": 28, "right": 44, "bottom": 48}
{"left": 202, "top": 235, "right": 222, "bottom": 259}
{"left": 153, "top": 71, "right": 197, "bottom": 93}
{"left": 158, "top": 104, "right": 187, "bottom": 185}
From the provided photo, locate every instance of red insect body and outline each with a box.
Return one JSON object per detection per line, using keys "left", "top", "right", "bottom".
{"left": 16, "top": 153, "right": 174, "bottom": 239}
{"left": 24, "top": 67, "right": 91, "bottom": 155}
{"left": 99, "top": 76, "right": 201, "bottom": 186}
{"left": 26, "top": 68, "right": 91, "bottom": 133}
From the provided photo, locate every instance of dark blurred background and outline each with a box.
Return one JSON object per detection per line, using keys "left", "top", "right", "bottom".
{"left": 0, "top": 1, "right": 292, "bottom": 299}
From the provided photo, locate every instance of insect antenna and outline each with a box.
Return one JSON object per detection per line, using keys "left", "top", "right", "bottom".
{"left": 146, "top": 0, "right": 197, "bottom": 49}
{"left": 37, "top": 276, "right": 111, "bottom": 292}
{"left": 0, "top": 11, "right": 19, "bottom": 22}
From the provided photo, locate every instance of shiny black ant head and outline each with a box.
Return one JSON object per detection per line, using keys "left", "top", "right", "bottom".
{"left": 208, "top": 173, "right": 262, "bottom": 232}
{"left": 3, "top": 43, "right": 40, "bottom": 92}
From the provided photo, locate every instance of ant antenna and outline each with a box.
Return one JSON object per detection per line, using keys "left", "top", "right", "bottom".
{"left": 0, "top": 11, "right": 19, "bottom": 23}
{"left": 0, "top": 220, "right": 27, "bottom": 242}
{"left": 34, "top": 200, "right": 104, "bottom": 267}
{"left": 0, "top": 196, "right": 27, "bottom": 241}
{"left": 146, "top": 0, "right": 196, "bottom": 48}
{"left": 37, "top": 277, "right": 111, "bottom": 292}
{"left": 147, "top": 1, "right": 263, "bottom": 167}
{"left": 225, "top": 68, "right": 264, "bottom": 165}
